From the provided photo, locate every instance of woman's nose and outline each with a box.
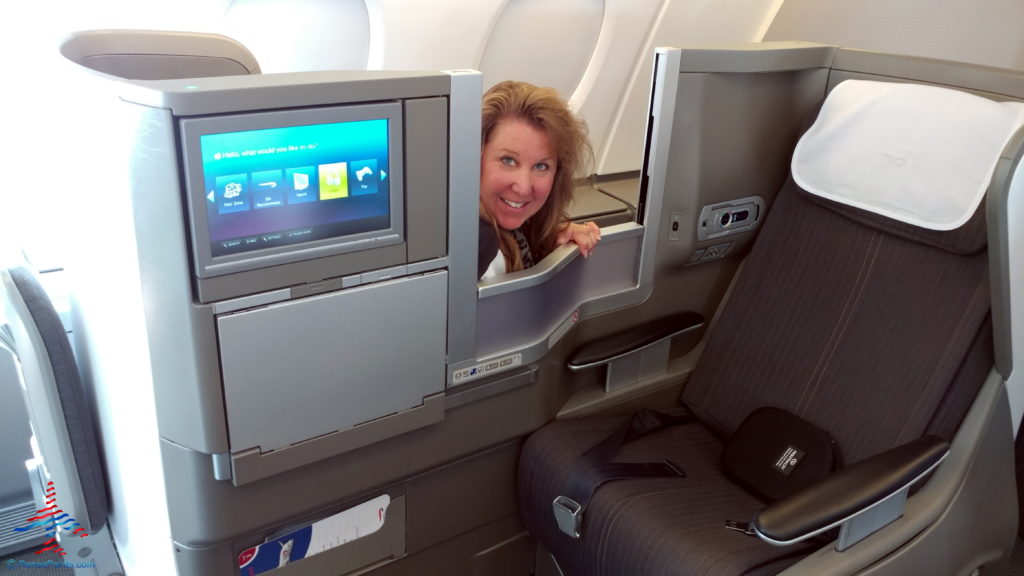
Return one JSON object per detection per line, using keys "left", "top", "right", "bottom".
{"left": 510, "top": 169, "right": 531, "bottom": 194}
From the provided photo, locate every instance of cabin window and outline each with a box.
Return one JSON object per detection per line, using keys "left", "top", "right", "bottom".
{"left": 224, "top": 0, "right": 371, "bottom": 72}
{"left": 479, "top": 0, "right": 604, "bottom": 98}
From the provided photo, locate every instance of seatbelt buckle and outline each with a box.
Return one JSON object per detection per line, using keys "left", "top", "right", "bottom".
{"left": 553, "top": 495, "right": 583, "bottom": 539}
{"left": 725, "top": 519, "right": 756, "bottom": 536}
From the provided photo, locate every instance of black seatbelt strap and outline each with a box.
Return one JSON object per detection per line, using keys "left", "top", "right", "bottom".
{"left": 553, "top": 409, "right": 688, "bottom": 538}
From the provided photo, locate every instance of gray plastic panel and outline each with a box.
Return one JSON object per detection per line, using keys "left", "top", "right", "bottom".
{"left": 474, "top": 226, "right": 642, "bottom": 359}
{"left": 988, "top": 129, "right": 1024, "bottom": 380}
{"left": 118, "top": 70, "right": 453, "bottom": 117}
{"left": 831, "top": 48, "right": 1024, "bottom": 99}
{"left": 60, "top": 29, "right": 261, "bottom": 78}
{"left": 444, "top": 70, "right": 484, "bottom": 370}
{"left": 0, "top": 340, "right": 33, "bottom": 505}
{"left": 596, "top": 176, "right": 641, "bottom": 211}
{"left": 158, "top": 369, "right": 549, "bottom": 549}
{"left": 0, "top": 334, "right": 46, "bottom": 557}
{"left": 231, "top": 394, "right": 444, "bottom": 486}
{"left": 405, "top": 97, "right": 449, "bottom": 263}
{"left": 122, "top": 104, "right": 231, "bottom": 453}
{"left": 197, "top": 243, "right": 408, "bottom": 303}
{"left": 218, "top": 271, "right": 447, "bottom": 453}
{"left": 567, "top": 184, "right": 632, "bottom": 226}
{"left": 657, "top": 54, "right": 830, "bottom": 254}
{"left": 673, "top": 41, "right": 837, "bottom": 74}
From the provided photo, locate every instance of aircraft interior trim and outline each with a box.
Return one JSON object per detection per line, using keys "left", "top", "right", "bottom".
{"left": 2, "top": 2, "right": 1024, "bottom": 576}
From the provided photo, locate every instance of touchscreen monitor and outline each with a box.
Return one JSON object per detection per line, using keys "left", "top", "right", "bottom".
{"left": 180, "top": 102, "right": 404, "bottom": 279}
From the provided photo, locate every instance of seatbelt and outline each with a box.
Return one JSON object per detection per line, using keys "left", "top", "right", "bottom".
{"left": 552, "top": 409, "right": 688, "bottom": 539}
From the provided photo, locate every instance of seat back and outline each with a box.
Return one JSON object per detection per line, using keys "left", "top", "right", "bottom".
{"left": 682, "top": 79, "right": 1024, "bottom": 466}
{"left": 59, "top": 28, "right": 260, "bottom": 79}
{"left": 0, "top": 267, "right": 108, "bottom": 542}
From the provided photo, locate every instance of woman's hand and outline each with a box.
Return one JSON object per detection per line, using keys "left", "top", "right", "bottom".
{"left": 557, "top": 221, "right": 602, "bottom": 258}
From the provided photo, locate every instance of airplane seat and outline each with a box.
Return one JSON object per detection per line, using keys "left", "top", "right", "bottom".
{"left": 0, "top": 266, "right": 120, "bottom": 573}
{"left": 9, "top": 30, "right": 261, "bottom": 573}
{"left": 222, "top": 0, "right": 370, "bottom": 73}
{"left": 517, "top": 76, "right": 1024, "bottom": 575}
{"left": 59, "top": 28, "right": 260, "bottom": 79}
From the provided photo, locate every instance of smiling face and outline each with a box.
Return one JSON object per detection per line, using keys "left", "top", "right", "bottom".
{"left": 480, "top": 117, "right": 557, "bottom": 231}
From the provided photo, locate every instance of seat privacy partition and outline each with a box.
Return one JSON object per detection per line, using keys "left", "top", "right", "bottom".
{"left": 518, "top": 45, "right": 1024, "bottom": 576}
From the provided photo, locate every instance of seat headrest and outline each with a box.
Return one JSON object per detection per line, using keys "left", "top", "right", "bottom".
{"left": 60, "top": 29, "right": 261, "bottom": 80}
{"left": 792, "top": 79, "right": 1024, "bottom": 245}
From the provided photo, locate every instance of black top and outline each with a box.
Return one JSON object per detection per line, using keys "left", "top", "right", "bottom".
{"left": 478, "top": 220, "right": 538, "bottom": 278}
{"left": 478, "top": 218, "right": 500, "bottom": 279}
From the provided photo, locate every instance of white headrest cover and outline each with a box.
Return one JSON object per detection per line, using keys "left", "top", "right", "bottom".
{"left": 792, "top": 79, "right": 1024, "bottom": 230}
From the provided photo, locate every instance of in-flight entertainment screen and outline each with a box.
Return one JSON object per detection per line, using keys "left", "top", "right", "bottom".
{"left": 180, "top": 102, "right": 404, "bottom": 279}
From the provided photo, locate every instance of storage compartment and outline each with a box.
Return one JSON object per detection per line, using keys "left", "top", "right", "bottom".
{"left": 238, "top": 493, "right": 407, "bottom": 575}
{"left": 217, "top": 272, "right": 448, "bottom": 457}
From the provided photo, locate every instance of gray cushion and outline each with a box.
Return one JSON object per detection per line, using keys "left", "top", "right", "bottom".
{"left": 519, "top": 417, "right": 817, "bottom": 576}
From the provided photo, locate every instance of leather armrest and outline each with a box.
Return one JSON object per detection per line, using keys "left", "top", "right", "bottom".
{"left": 567, "top": 311, "right": 704, "bottom": 371}
{"left": 753, "top": 435, "right": 949, "bottom": 546}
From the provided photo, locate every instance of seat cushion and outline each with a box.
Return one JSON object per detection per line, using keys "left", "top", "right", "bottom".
{"left": 682, "top": 183, "right": 990, "bottom": 466}
{"left": 519, "top": 417, "right": 818, "bottom": 576}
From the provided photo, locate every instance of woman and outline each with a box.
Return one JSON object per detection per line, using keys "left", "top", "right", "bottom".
{"left": 478, "top": 81, "right": 601, "bottom": 279}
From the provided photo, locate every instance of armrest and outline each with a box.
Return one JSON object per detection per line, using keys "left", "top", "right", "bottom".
{"left": 753, "top": 435, "right": 949, "bottom": 549}
{"left": 567, "top": 312, "right": 704, "bottom": 371}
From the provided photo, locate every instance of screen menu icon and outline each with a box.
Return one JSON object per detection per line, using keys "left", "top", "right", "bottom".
{"left": 349, "top": 159, "right": 379, "bottom": 196}
{"left": 252, "top": 169, "right": 284, "bottom": 209}
{"left": 319, "top": 162, "right": 349, "bottom": 200}
{"left": 286, "top": 166, "right": 317, "bottom": 204}
{"left": 215, "top": 174, "right": 250, "bottom": 214}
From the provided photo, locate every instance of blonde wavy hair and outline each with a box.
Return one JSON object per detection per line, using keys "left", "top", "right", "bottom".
{"left": 480, "top": 80, "right": 592, "bottom": 272}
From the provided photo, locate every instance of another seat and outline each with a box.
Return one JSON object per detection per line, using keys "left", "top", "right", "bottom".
{"left": 59, "top": 28, "right": 260, "bottom": 79}
{"left": 517, "top": 78, "right": 1024, "bottom": 575}
{"left": 0, "top": 29, "right": 262, "bottom": 573}
{"left": 1, "top": 266, "right": 120, "bottom": 571}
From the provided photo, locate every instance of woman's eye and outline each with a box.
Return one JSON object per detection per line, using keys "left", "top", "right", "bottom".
{"left": 501, "top": 156, "right": 517, "bottom": 167}
{"left": 534, "top": 162, "right": 550, "bottom": 172}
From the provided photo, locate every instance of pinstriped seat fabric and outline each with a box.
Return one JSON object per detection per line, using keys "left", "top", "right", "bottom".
{"left": 517, "top": 80, "right": 1007, "bottom": 575}
{"left": 518, "top": 182, "right": 993, "bottom": 576}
